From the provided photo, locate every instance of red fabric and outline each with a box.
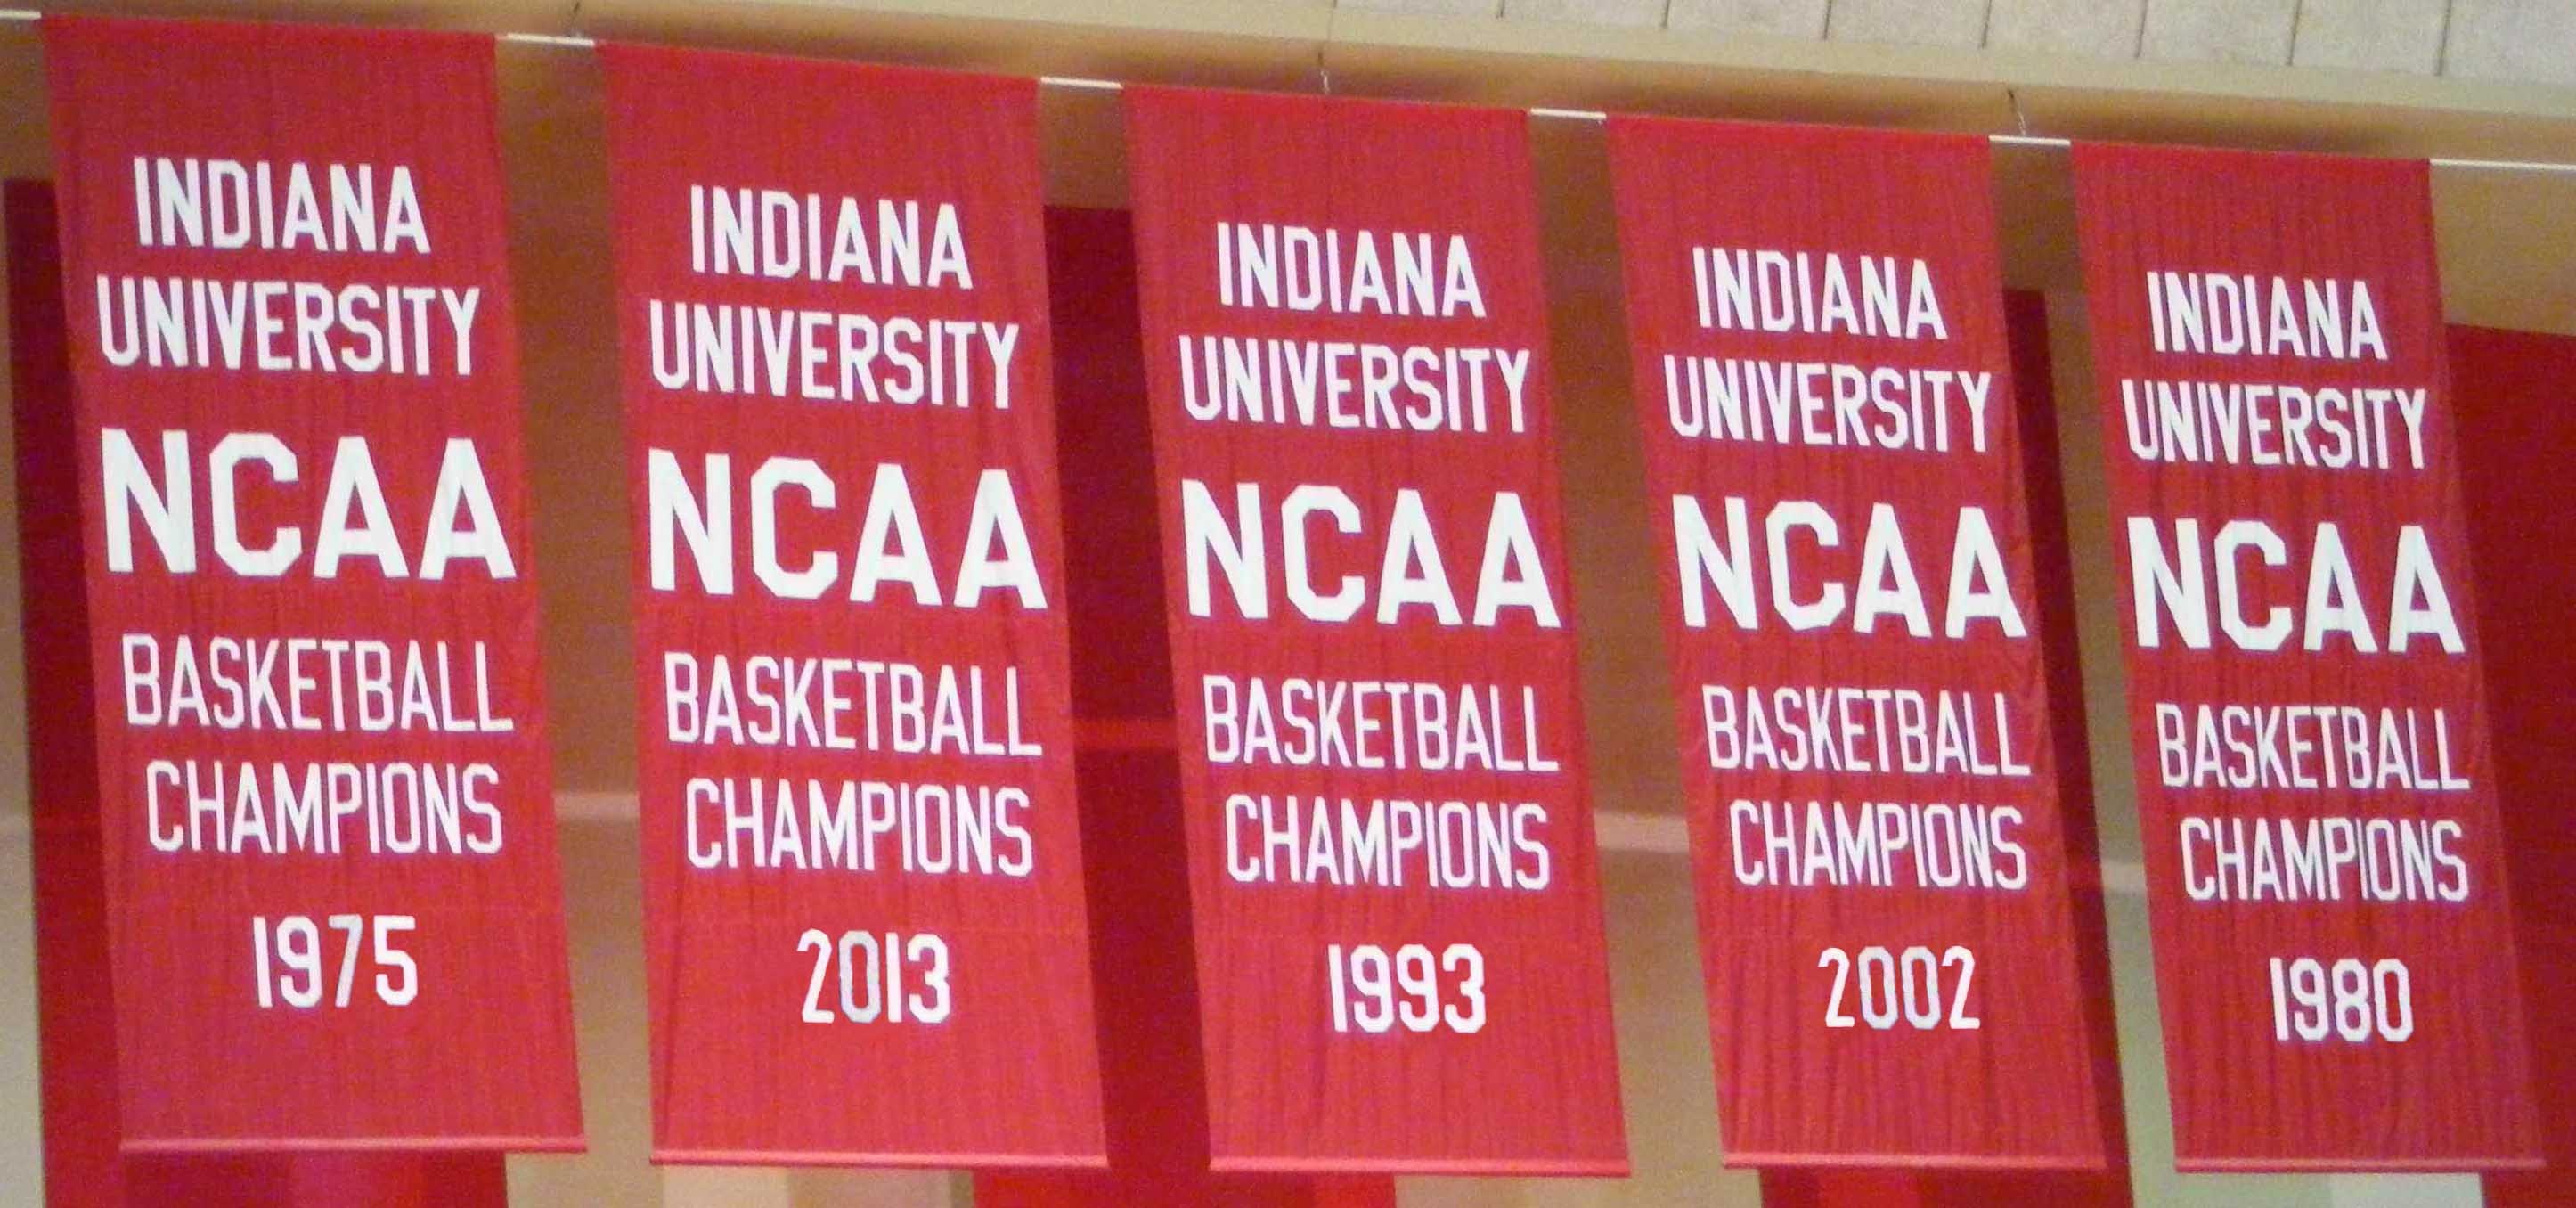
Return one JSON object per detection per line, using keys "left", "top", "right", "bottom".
{"left": 1762, "top": 1166, "right": 2135, "bottom": 1208}
{"left": 1121, "top": 87, "right": 1625, "bottom": 1174}
{"left": 1760, "top": 1170, "right": 1926, "bottom": 1208}
{"left": 974, "top": 1172, "right": 1395, "bottom": 1208}
{"left": 975, "top": 206, "right": 1394, "bottom": 1207}
{"left": 599, "top": 45, "right": 1105, "bottom": 1166}
{"left": 1044, "top": 208, "right": 1202, "bottom": 1185}
{"left": 2453, "top": 325, "right": 2576, "bottom": 1207}
{"left": 14, "top": 176, "right": 126, "bottom": 1208}
{"left": 2071, "top": 143, "right": 2537, "bottom": 1169}
{"left": 1607, "top": 117, "right": 2118, "bottom": 1168}
{"left": 41, "top": 16, "right": 580, "bottom": 1149}
{"left": 123, "top": 1153, "right": 507, "bottom": 1208}
{"left": 1999, "top": 290, "right": 2132, "bottom": 1196}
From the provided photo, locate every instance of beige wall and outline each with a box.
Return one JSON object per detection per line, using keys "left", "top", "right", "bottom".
{"left": 1, "top": 196, "right": 45, "bottom": 1207}
{"left": 1333, "top": 0, "right": 2575, "bottom": 88}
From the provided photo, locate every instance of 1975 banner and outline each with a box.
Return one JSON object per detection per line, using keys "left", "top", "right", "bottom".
{"left": 44, "top": 15, "right": 581, "bottom": 1147}
{"left": 1610, "top": 117, "right": 2120, "bottom": 1167}
{"left": 603, "top": 45, "right": 1107, "bottom": 1164}
{"left": 2074, "top": 143, "right": 2539, "bottom": 1169}
{"left": 1124, "top": 87, "right": 1626, "bottom": 1173}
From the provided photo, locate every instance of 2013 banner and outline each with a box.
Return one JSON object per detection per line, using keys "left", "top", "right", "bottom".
{"left": 1609, "top": 117, "right": 2120, "bottom": 1167}
{"left": 1123, "top": 86, "right": 1626, "bottom": 1173}
{"left": 602, "top": 45, "right": 1107, "bottom": 1165}
{"left": 2073, "top": 143, "right": 2539, "bottom": 1169}
{"left": 43, "top": 15, "right": 581, "bottom": 1148}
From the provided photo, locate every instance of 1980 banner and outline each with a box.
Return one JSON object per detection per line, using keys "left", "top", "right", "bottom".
{"left": 2075, "top": 143, "right": 2538, "bottom": 1170}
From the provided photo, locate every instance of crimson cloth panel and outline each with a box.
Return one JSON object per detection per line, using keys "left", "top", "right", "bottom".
{"left": 1121, "top": 88, "right": 1626, "bottom": 1173}
{"left": 2453, "top": 325, "right": 2576, "bottom": 1207}
{"left": 1761, "top": 1165, "right": 2134, "bottom": 1208}
{"left": 2071, "top": 143, "right": 2538, "bottom": 1170}
{"left": 1608, "top": 117, "right": 2119, "bottom": 1168}
{"left": 41, "top": 15, "right": 581, "bottom": 1149}
{"left": 11, "top": 178, "right": 124, "bottom": 1207}
{"left": 600, "top": 45, "right": 1107, "bottom": 1166}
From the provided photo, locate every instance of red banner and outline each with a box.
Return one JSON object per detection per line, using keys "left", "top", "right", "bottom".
{"left": 602, "top": 45, "right": 1105, "bottom": 1166}
{"left": 1609, "top": 118, "right": 2118, "bottom": 1167}
{"left": 42, "top": 16, "right": 580, "bottom": 1149}
{"left": 2072, "top": 143, "right": 2538, "bottom": 1169}
{"left": 1123, "top": 86, "right": 1626, "bottom": 1174}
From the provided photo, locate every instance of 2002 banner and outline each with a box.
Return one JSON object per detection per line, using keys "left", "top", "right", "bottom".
{"left": 1610, "top": 116, "right": 2123, "bottom": 1170}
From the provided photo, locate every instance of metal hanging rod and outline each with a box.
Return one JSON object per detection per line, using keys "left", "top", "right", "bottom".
{"left": 3, "top": 8, "right": 2572, "bottom": 175}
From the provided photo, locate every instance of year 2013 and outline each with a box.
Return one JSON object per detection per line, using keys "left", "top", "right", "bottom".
{"left": 798, "top": 929, "right": 952, "bottom": 1025}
